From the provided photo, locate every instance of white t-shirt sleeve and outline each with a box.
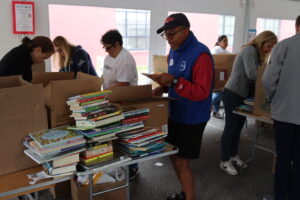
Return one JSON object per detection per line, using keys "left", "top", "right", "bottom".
{"left": 115, "top": 55, "right": 137, "bottom": 83}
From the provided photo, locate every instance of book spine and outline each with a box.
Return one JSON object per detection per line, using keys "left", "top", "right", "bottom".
{"left": 83, "top": 145, "right": 113, "bottom": 158}
{"left": 81, "top": 151, "right": 113, "bottom": 163}
{"left": 80, "top": 90, "right": 111, "bottom": 98}
{"left": 89, "top": 111, "right": 121, "bottom": 121}
{"left": 79, "top": 95, "right": 107, "bottom": 103}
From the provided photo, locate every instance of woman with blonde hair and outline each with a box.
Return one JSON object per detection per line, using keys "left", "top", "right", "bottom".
{"left": 220, "top": 31, "right": 277, "bottom": 175}
{"left": 53, "top": 36, "right": 97, "bottom": 76}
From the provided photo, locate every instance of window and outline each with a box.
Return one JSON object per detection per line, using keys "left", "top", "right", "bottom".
{"left": 167, "top": 12, "right": 236, "bottom": 52}
{"left": 116, "top": 9, "right": 150, "bottom": 50}
{"left": 218, "top": 15, "right": 235, "bottom": 49}
{"left": 256, "top": 18, "right": 295, "bottom": 41}
{"left": 257, "top": 18, "right": 280, "bottom": 36}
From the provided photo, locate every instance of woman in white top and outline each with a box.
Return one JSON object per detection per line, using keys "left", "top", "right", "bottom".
{"left": 211, "top": 35, "right": 231, "bottom": 54}
{"left": 210, "top": 35, "right": 231, "bottom": 119}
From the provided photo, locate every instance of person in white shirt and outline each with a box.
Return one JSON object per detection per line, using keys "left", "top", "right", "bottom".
{"left": 210, "top": 35, "right": 231, "bottom": 54}
{"left": 210, "top": 35, "right": 231, "bottom": 119}
{"left": 101, "top": 30, "right": 138, "bottom": 90}
{"left": 101, "top": 29, "right": 139, "bottom": 179}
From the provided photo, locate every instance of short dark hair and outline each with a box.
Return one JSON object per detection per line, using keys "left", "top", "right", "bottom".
{"left": 22, "top": 36, "right": 54, "bottom": 53}
{"left": 101, "top": 30, "right": 123, "bottom": 47}
{"left": 215, "top": 35, "right": 227, "bottom": 46}
{"left": 296, "top": 15, "right": 300, "bottom": 27}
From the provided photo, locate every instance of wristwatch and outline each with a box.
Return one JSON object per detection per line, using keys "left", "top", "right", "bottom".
{"left": 171, "top": 77, "right": 178, "bottom": 86}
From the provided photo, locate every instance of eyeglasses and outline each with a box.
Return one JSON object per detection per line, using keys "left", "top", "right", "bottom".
{"left": 161, "top": 27, "right": 187, "bottom": 40}
{"left": 103, "top": 45, "right": 113, "bottom": 51}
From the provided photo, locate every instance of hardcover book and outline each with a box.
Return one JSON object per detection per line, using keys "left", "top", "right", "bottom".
{"left": 29, "top": 126, "right": 83, "bottom": 149}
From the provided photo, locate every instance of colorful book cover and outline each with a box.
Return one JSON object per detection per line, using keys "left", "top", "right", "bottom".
{"left": 29, "top": 126, "right": 83, "bottom": 149}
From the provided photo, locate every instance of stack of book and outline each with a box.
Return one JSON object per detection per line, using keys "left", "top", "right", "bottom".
{"left": 73, "top": 108, "right": 149, "bottom": 168}
{"left": 80, "top": 141, "right": 114, "bottom": 167}
{"left": 23, "top": 126, "right": 86, "bottom": 176}
{"left": 117, "top": 108, "right": 168, "bottom": 158}
{"left": 67, "top": 90, "right": 124, "bottom": 128}
{"left": 117, "top": 127, "right": 168, "bottom": 158}
{"left": 236, "top": 104, "right": 254, "bottom": 113}
{"left": 243, "top": 97, "right": 255, "bottom": 106}
{"left": 236, "top": 97, "right": 255, "bottom": 113}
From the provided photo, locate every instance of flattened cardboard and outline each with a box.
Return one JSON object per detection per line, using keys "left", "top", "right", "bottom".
{"left": 108, "top": 85, "right": 152, "bottom": 102}
{"left": 0, "top": 76, "right": 48, "bottom": 175}
{"left": 109, "top": 85, "right": 169, "bottom": 131}
{"left": 32, "top": 72, "right": 103, "bottom": 128}
{"left": 71, "top": 180, "right": 126, "bottom": 200}
{"left": 153, "top": 55, "right": 168, "bottom": 74}
{"left": 153, "top": 55, "right": 168, "bottom": 88}
{"left": 253, "top": 65, "right": 271, "bottom": 118}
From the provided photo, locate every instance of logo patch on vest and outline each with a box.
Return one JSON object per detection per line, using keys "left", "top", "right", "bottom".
{"left": 169, "top": 58, "right": 174, "bottom": 66}
{"left": 179, "top": 61, "right": 187, "bottom": 71}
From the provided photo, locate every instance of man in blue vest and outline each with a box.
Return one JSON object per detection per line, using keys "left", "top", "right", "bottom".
{"left": 153, "top": 13, "right": 213, "bottom": 200}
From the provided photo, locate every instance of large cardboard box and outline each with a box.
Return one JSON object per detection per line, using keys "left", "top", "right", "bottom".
{"left": 32, "top": 72, "right": 103, "bottom": 128}
{"left": 71, "top": 180, "right": 126, "bottom": 200}
{"left": 212, "top": 54, "right": 236, "bottom": 90}
{"left": 109, "top": 85, "right": 169, "bottom": 132}
{"left": 0, "top": 76, "right": 48, "bottom": 175}
{"left": 253, "top": 65, "right": 271, "bottom": 118}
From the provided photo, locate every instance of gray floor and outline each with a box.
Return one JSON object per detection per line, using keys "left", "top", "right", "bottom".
{"left": 129, "top": 115, "right": 275, "bottom": 200}
{"left": 10, "top": 111, "right": 276, "bottom": 200}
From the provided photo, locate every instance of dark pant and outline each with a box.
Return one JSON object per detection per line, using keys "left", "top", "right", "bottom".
{"left": 221, "top": 89, "right": 246, "bottom": 161}
{"left": 273, "top": 120, "right": 300, "bottom": 200}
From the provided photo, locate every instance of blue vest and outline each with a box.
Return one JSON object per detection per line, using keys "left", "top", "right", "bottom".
{"left": 168, "top": 32, "right": 213, "bottom": 125}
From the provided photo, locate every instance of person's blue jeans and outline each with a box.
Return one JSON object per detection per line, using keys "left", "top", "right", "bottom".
{"left": 212, "top": 92, "right": 222, "bottom": 113}
{"left": 273, "top": 120, "right": 300, "bottom": 200}
{"left": 221, "top": 89, "right": 246, "bottom": 161}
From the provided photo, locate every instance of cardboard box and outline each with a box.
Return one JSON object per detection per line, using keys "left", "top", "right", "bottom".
{"left": 212, "top": 54, "right": 236, "bottom": 89}
{"left": 32, "top": 72, "right": 103, "bottom": 128}
{"left": 109, "top": 85, "right": 169, "bottom": 132}
{"left": 212, "top": 54, "right": 236, "bottom": 74}
{"left": 71, "top": 180, "right": 126, "bottom": 200}
{"left": 0, "top": 76, "right": 48, "bottom": 175}
{"left": 153, "top": 54, "right": 236, "bottom": 90}
{"left": 32, "top": 61, "right": 46, "bottom": 72}
{"left": 253, "top": 66, "right": 271, "bottom": 118}
{"left": 214, "top": 68, "right": 228, "bottom": 90}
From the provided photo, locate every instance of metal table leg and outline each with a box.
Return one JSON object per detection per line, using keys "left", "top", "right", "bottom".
{"left": 88, "top": 173, "right": 93, "bottom": 200}
{"left": 126, "top": 165, "right": 130, "bottom": 200}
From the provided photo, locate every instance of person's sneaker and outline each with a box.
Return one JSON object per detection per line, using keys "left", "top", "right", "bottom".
{"left": 230, "top": 155, "right": 248, "bottom": 168}
{"left": 263, "top": 195, "right": 275, "bottom": 200}
{"left": 166, "top": 192, "right": 186, "bottom": 200}
{"left": 213, "top": 112, "right": 223, "bottom": 119}
{"left": 129, "top": 168, "right": 139, "bottom": 180}
{"left": 220, "top": 161, "right": 238, "bottom": 175}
